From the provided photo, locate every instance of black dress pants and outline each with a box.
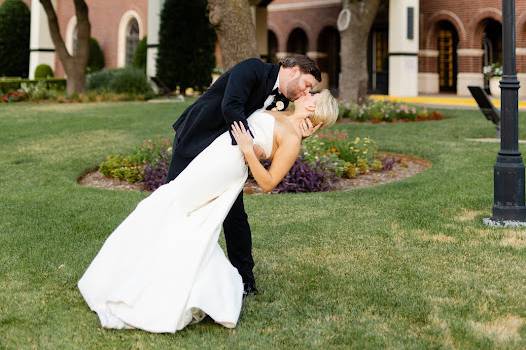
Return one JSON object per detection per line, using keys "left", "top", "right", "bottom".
{"left": 165, "top": 138, "right": 256, "bottom": 286}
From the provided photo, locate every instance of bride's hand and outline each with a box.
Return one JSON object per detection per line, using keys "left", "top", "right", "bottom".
{"left": 231, "top": 121, "right": 254, "bottom": 155}
{"left": 300, "top": 117, "right": 322, "bottom": 138}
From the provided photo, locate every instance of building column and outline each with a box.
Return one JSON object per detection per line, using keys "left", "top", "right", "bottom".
{"left": 388, "top": 0, "right": 419, "bottom": 96}
{"left": 252, "top": 6, "right": 268, "bottom": 60}
{"left": 456, "top": 48, "right": 484, "bottom": 96}
{"left": 146, "top": 0, "right": 164, "bottom": 79}
{"left": 29, "top": 0, "right": 55, "bottom": 79}
{"left": 418, "top": 49, "right": 439, "bottom": 94}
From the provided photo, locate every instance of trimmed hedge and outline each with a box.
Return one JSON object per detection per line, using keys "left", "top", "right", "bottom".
{"left": 0, "top": 78, "right": 67, "bottom": 93}
{"left": 34, "top": 64, "right": 54, "bottom": 79}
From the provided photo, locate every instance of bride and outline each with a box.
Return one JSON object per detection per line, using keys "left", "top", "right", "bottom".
{"left": 78, "top": 89, "right": 338, "bottom": 333}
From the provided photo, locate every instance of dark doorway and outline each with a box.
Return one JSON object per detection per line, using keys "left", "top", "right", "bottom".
{"left": 437, "top": 21, "right": 458, "bottom": 93}
{"left": 368, "top": 28, "right": 389, "bottom": 94}
{"left": 317, "top": 26, "right": 340, "bottom": 95}
{"left": 287, "top": 28, "right": 308, "bottom": 55}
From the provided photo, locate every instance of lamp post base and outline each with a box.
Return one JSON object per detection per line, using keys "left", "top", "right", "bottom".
{"left": 483, "top": 217, "right": 526, "bottom": 227}
{"left": 492, "top": 153, "right": 526, "bottom": 222}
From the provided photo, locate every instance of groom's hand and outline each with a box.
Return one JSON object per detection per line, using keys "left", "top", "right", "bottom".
{"left": 300, "top": 117, "right": 322, "bottom": 139}
{"left": 253, "top": 144, "right": 266, "bottom": 160}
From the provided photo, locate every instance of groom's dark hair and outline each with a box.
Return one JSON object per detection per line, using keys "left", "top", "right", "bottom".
{"left": 280, "top": 55, "right": 322, "bottom": 82}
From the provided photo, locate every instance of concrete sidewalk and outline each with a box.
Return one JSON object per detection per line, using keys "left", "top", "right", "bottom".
{"left": 369, "top": 94, "right": 526, "bottom": 110}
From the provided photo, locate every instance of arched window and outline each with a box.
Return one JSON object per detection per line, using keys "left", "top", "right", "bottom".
{"left": 125, "top": 18, "right": 140, "bottom": 66}
{"left": 287, "top": 28, "right": 308, "bottom": 55}
{"left": 118, "top": 11, "right": 143, "bottom": 67}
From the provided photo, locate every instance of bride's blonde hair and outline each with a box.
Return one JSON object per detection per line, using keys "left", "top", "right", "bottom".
{"left": 311, "top": 89, "right": 338, "bottom": 128}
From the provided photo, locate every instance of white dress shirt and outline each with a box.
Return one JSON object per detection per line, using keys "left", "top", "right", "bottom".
{"left": 262, "top": 75, "right": 280, "bottom": 110}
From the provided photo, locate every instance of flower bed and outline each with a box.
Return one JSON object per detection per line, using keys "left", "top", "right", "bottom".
{"left": 0, "top": 84, "right": 153, "bottom": 103}
{"left": 92, "top": 131, "right": 398, "bottom": 194}
{"left": 0, "top": 68, "right": 155, "bottom": 103}
{"left": 339, "top": 99, "right": 443, "bottom": 123}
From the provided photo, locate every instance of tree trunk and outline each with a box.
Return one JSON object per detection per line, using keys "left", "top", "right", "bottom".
{"left": 208, "top": 0, "right": 259, "bottom": 70}
{"left": 39, "top": 0, "right": 90, "bottom": 95}
{"left": 340, "top": 0, "right": 381, "bottom": 104}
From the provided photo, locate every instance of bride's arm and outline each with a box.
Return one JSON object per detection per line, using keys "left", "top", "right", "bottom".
{"left": 231, "top": 122, "right": 300, "bottom": 193}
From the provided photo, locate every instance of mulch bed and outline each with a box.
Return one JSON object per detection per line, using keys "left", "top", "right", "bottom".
{"left": 337, "top": 116, "right": 444, "bottom": 125}
{"left": 243, "top": 152, "right": 431, "bottom": 194}
{"left": 78, "top": 153, "right": 431, "bottom": 194}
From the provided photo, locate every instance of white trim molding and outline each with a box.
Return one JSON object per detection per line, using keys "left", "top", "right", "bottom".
{"left": 306, "top": 51, "right": 328, "bottom": 59}
{"left": 457, "top": 48, "right": 484, "bottom": 57}
{"left": 268, "top": 0, "right": 341, "bottom": 12}
{"left": 117, "top": 10, "right": 144, "bottom": 67}
{"left": 419, "top": 49, "right": 439, "bottom": 57}
{"left": 276, "top": 51, "right": 289, "bottom": 59}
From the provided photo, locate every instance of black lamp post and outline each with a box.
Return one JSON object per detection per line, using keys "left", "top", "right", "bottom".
{"left": 490, "top": 0, "right": 526, "bottom": 223}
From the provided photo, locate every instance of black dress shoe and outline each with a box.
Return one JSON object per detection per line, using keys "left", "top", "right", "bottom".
{"left": 243, "top": 282, "right": 258, "bottom": 296}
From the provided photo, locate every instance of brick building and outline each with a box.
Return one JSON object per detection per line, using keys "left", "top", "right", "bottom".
{"left": 7, "top": 0, "right": 526, "bottom": 97}
{"left": 268, "top": 0, "right": 526, "bottom": 97}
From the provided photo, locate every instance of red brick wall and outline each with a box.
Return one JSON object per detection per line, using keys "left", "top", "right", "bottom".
{"left": 54, "top": 0, "right": 148, "bottom": 77}
{"left": 269, "top": 1, "right": 526, "bottom": 76}
{"left": 420, "top": 0, "right": 526, "bottom": 73}
{"left": 268, "top": 4, "right": 341, "bottom": 53}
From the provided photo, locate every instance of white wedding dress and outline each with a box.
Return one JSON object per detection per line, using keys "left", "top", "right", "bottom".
{"left": 78, "top": 111, "right": 275, "bottom": 333}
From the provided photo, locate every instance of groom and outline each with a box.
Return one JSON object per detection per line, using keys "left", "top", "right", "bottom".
{"left": 165, "top": 55, "right": 322, "bottom": 295}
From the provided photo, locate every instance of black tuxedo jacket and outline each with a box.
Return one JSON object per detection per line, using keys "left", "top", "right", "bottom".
{"left": 171, "top": 58, "right": 280, "bottom": 158}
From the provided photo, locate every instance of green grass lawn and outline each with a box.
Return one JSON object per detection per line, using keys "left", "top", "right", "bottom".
{"left": 1, "top": 100, "right": 525, "bottom": 349}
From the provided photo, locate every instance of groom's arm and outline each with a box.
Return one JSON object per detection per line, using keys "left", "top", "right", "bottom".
{"left": 222, "top": 58, "right": 263, "bottom": 145}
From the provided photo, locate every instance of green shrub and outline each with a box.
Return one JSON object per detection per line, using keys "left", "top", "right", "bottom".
{"left": 86, "top": 38, "right": 105, "bottom": 73}
{"left": 99, "top": 155, "right": 144, "bottom": 183}
{"left": 110, "top": 68, "right": 152, "bottom": 94}
{"left": 86, "top": 69, "right": 114, "bottom": 91}
{"left": 133, "top": 37, "right": 147, "bottom": 72}
{"left": 34, "top": 64, "right": 54, "bottom": 79}
{"left": 302, "top": 132, "right": 380, "bottom": 178}
{"left": 99, "top": 139, "right": 172, "bottom": 183}
{"left": 0, "top": 0, "right": 30, "bottom": 77}
{"left": 87, "top": 68, "right": 153, "bottom": 95}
